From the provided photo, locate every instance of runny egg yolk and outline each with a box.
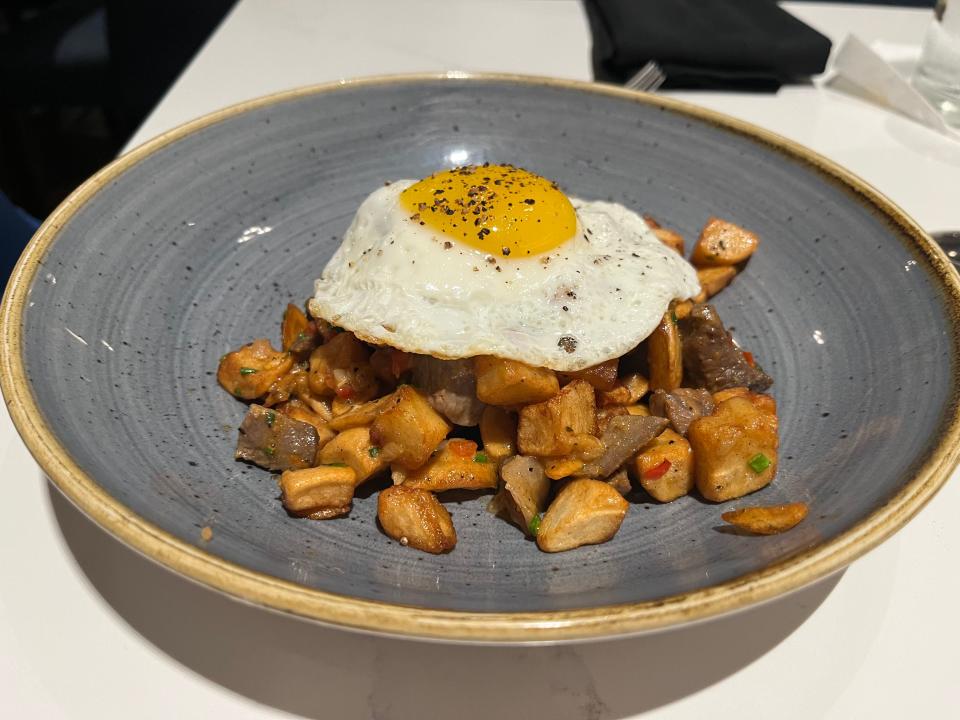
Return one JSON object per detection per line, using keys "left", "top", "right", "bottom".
{"left": 399, "top": 164, "right": 577, "bottom": 258}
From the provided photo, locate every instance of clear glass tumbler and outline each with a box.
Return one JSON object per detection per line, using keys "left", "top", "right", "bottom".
{"left": 912, "top": 0, "right": 960, "bottom": 127}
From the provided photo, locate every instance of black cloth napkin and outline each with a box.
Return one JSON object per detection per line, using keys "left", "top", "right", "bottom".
{"left": 585, "top": 0, "right": 832, "bottom": 91}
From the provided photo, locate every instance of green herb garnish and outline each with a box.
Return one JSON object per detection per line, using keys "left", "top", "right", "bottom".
{"left": 473, "top": 452, "right": 489, "bottom": 464}
{"left": 748, "top": 453, "right": 771, "bottom": 473}
{"left": 324, "top": 462, "right": 348, "bottom": 468}
{"left": 266, "top": 410, "right": 276, "bottom": 427}
{"left": 368, "top": 447, "right": 380, "bottom": 458}
{"left": 263, "top": 446, "right": 276, "bottom": 457}
{"left": 528, "top": 514, "right": 541, "bottom": 537}
{"left": 239, "top": 367, "right": 258, "bottom": 375}
{"left": 671, "top": 309, "right": 678, "bottom": 324}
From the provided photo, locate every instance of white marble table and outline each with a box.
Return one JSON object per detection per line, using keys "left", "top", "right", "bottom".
{"left": 2, "top": 2, "right": 959, "bottom": 718}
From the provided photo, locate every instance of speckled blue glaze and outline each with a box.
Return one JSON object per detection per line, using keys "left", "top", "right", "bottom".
{"left": 21, "top": 78, "right": 957, "bottom": 613}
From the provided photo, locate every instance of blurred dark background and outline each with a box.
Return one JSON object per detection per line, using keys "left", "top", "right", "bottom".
{"left": 1, "top": 0, "right": 236, "bottom": 221}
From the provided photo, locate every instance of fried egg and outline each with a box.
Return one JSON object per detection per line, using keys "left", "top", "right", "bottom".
{"left": 309, "top": 165, "right": 699, "bottom": 372}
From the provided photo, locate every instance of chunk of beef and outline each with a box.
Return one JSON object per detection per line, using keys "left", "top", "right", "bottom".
{"left": 235, "top": 404, "right": 318, "bottom": 471}
{"left": 649, "top": 388, "right": 716, "bottom": 436}
{"left": 679, "top": 304, "right": 772, "bottom": 392}
{"left": 410, "top": 355, "right": 485, "bottom": 426}
{"left": 580, "top": 414, "right": 668, "bottom": 479}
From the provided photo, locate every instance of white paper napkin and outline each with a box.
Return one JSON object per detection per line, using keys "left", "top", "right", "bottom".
{"left": 819, "top": 34, "right": 960, "bottom": 141}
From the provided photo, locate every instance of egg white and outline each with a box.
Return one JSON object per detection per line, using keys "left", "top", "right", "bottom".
{"left": 309, "top": 180, "right": 700, "bottom": 372}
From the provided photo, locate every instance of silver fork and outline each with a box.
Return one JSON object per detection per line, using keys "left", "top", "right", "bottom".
{"left": 623, "top": 60, "right": 666, "bottom": 92}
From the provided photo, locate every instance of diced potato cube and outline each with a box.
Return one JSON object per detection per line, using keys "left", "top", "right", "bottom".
{"left": 598, "top": 373, "right": 649, "bottom": 407}
{"left": 369, "top": 385, "right": 452, "bottom": 470}
{"left": 281, "top": 465, "right": 355, "bottom": 519}
{"left": 479, "top": 406, "right": 517, "bottom": 463}
{"left": 316, "top": 426, "right": 387, "bottom": 484}
{"left": 498, "top": 456, "right": 551, "bottom": 535}
{"left": 218, "top": 339, "right": 293, "bottom": 400}
{"left": 687, "top": 393, "right": 779, "bottom": 502}
{"left": 328, "top": 393, "right": 396, "bottom": 431}
{"left": 648, "top": 311, "right": 682, "bottom": 391}
{"left": 377, "top": 485, "right": 456, "bottom": 553}
{"left": 557, "top": 359, "right": 619, "bottom": 391}
{"left": 474, "top": 356, "right": 559, "bottom": 405}
{"left": 517, "top": 379, "right": 596, "bottom": 456}
{"left": 281, "top": 303, "right": 320, "bottom": 355}
{"left": 307, "top": 332, "right": 378, "bottom": 402}
{"left": 392, "top": 439, "right": 498, "bottom": 492}
{"left": 696, "top": 266, "right": 737, "bottom": 300}
{"left": 536, "top": 479, "right": 629, "bottom": 552}
{"left": 712, "top": 386, "right": 750, "bottom": 403}
{"left": 630, "top": 429, "right": 694, "bottom": 502}
{"left": 691, "top": 218, "right": 759, "bottom": 267}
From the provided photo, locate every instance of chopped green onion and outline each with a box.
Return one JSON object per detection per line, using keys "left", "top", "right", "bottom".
{"left": 239, "top": 367, "right": 258, "bottom": 375}
{"left": 528, "top": 514, "right": 542, "bottom": 537}
{"left": 671, "top": 309, "right": 678, "bottom": 324}
{"left": 266, "top": 410, "right": 276, "bottom": 427}
{"left": 748, "top": 453, "right": 771, "bottom": 473}
{"left": 324, "top": 462, "right": 348, "bottom": 468}
{"left": 368, "top": 446, "right": 380, "bottom": 458}
{"left": 296, "top": 331, "right": 310, "bottom": 341}
{"left": 263, "top": 446, "right": 276, "bottom": 457}
{"left": 473, "top": 452, "right": 489, "bottom": 464}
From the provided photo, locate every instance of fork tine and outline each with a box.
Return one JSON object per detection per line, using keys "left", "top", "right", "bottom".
{"left": 624, "top": 61, "right": 666, "bottom": 92}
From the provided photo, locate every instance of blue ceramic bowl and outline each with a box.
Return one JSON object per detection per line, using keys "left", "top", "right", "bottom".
{"left": 3, "top": 75, "right": 958, "bottom": 642}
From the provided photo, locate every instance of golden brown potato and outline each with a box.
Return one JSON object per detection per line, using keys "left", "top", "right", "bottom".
{"left": 536, "top": 479, "right": 629, "bottom": 552}
{"left": 392, "top": 439, "right": 498, "bottom": 492}
{"left": 691, "top": 218, "right": 759, "bottom": 267}
{"left": 474, "top": 356, "right": 559, "bottom": 406}
{"left": 278, "top": 399, "right": 336, "bottom": 448}
{"left": 262, "top": 364, "right": 309, "bottom": 407}
{"left": 281, "top": 465, "right": 355, "bottom": 519}
{"left": 687, "top": 393, "right": 779, "bottom": 502}
{"left": 712, "top": 386, "right": 750, "bottom": 403}
{"left": 327, "top": 393, "right": 396, "bottom": 431}
{"left": 498, "top": 455, "right": 551, "bottom": 536}
{"left": 307, "top": 332, "right": 378, "bottom": 402}
{"left": 721, "top": 502, "right": 809, "bottom": 535}
{"left": 479, "top": 406, "right": 517, "bottom": 463}
{"left": 696, "top": 266, "right": 737, "bottom": 300}
{"left": 653, "top": 227, "right": 685, "bottom": 255}
{"left": 625, "top": 404, "right": 651, "bottom": 416}
{"left": 218, "top": 339, "right": 293, "bottom": 400}
{"left": 369, "top": 385, "right": 452, "bottom": 470}
{"left": 648, "top": 312, "right": 682, "bottom": 391}
{"left": 281, "top": 303, "right": 319, "bottom": 355}
{"left": 543, "top": 457, "right": 584, "bottom": 480}
{"left": 673, "top": 300, "right": 693, "bottom": 320}
{"left": 377, "top": 485, "right": 456, "bottom": 553}
{"left": 517, "top": 379, "right": 596, "bottom": 456}
{"left": 316, "top": 426, "right": 387, "bottom": 484}
{"left": 598, "top": 373, "right": 649, "bottom": 407}
{"left": 630, "top": 429, "right": 694, "bottom": 502}
{"left": 557, "top": 359, "right": 619, "bottom": 391}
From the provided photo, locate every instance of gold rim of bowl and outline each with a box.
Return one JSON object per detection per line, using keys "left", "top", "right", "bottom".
{"left": 3, "top": 73, "right": 959, "bottom": 643}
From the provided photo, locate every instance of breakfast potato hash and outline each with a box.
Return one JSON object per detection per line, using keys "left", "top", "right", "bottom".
{"left": 219, "top": 165, "right": 806, "bottom": 553}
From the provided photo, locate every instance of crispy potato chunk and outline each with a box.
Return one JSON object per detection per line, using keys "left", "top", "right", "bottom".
{"left": 673, "top": 300, "right": 693, "bottom": 320}
{"left": 498, "top": 456, "right": 551, "bottom": 536}
{"left": 648, "top": 312, "right": 682, "bottom": 391}
{"left": 474, "top": 356, "right": 559, "bottom": 406}
{"left": 695, "top": 266, "right": 737, "bottom": 302}
{"left": 630, "top": 429, "right": 694, "bottom": 502}
{"left": 218, "top": 339, "right": 293, "bottom": 400}
{"left": 480, "top": 406, "right": 517, "bottom": 463}
{"left": 691, "top": 218, "right": 759, "bottom": 267}
{"left": 557, "top": 359, "right": 619, "bottom": 391}
{"left": 653, "top": 227, "right": 685, "bottom": 255}
{"left": 687, "top": 393, "right": 778, "bottom": 502}
{"left": 316, "top": 426, "right": 387, "bottom": 484}
{"left": 544, "top": 457, "right": 585, "bottom": 480}
{"left": 281, "top": 466, "right": 355, "bottom": 519}
{"left": 307, "top": 332, "right": 378, "bottom": 402}
{"left": 713, "top": 386, "right": 750, "bottom": 403}
{"left": 392, "top": 439, "right": 498, "bottom": 492}
{"left": 536, "top": 479, "right": 628, "bottom": 552}
{"left": 369, "top": 385, "right": 452, "bottom": 470}
{"left": 327, "top": 393, "right": 396, "bottom": 431}
{"left": 378, "top": 485, "right": 456, "bottom": 553}
{"left": 721, "top": 502, "right": 809, "bottom": 535}
{"left": 281, "top": 303, "right": 320, "bottom": 356}
{"left": 517, "top": 379, "right": 596, "bottom": 456}
{"left": 598, "top": 373, "right": 649, "bottom": 407}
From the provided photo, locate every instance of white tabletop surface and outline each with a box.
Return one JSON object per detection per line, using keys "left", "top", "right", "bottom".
{"left": 3, "top": 2, "right": 960, "bottom": 718}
